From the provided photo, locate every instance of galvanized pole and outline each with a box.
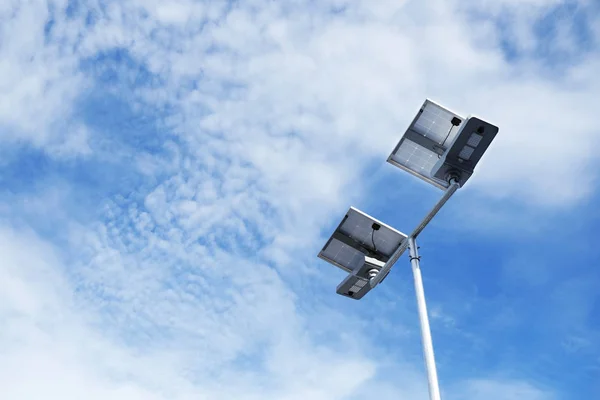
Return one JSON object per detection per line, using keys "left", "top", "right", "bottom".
{"left": 409, "top": 236, "right": 441, "bottom": 400}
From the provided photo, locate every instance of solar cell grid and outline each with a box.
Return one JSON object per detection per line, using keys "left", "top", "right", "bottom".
{"left": 387, "top": 99, "right": 465, "bottom": 189}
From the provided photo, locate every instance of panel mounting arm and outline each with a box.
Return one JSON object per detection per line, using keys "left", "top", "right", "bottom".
{"left": 369, "top": 180, "right": 460, "bottom": 288}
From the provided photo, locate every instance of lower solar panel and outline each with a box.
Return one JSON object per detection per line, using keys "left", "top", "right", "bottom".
{"left": 318, "top": 207, "right": 407, "bottom": 273}
{"left": 319, "top": 237, "right": 365, "bottom": 273}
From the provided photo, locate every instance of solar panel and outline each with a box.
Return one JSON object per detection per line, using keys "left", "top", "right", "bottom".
{"left": 318, "top": 207, "right": 407, "bottom": 273}
{"left": 319, "top": 238, "right": 365, "bottom": 273}
{"left": 388, "top": 99, "right": 465, "bottom": 190}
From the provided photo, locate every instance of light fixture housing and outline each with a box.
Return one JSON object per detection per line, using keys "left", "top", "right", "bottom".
{"left": 430, "top": 116, "right": 499, "bottom": 187}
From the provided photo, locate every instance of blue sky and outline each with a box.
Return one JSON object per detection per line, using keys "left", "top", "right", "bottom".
{"left": 1, "top": 0, "right": 600, "bottom": 399}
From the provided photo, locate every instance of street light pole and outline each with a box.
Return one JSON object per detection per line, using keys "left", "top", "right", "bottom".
{"left": 409, "top": 236, "right": 441, "bottom": 400}
{"left": 369, "top": 181, "right": 459, "bottom": 400}
{"left": 317, "top": 99, "right": 499, "bottom": 400}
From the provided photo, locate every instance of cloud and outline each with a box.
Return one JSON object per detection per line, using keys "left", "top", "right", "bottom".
{"left": 5, "top": 0, "right": 600, "bottom": 205}
{"left": 0, "top": 224, "right": 384, "bottom": 399}
{"left": 2, "top": 0, "right": 599, "bottom": 399}
{"left": 452, "top": 379, "right": 556, "bottom": 400}
{"left": 0, "top": 0, "right": 90, "bottom": 155}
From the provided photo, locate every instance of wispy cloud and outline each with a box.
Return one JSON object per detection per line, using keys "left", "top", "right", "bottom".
{"left": 1, "top": 0, "right": 599, "bottom": 399}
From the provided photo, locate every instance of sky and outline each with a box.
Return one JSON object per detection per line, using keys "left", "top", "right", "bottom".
{"left": 1, "top": 0, "right": 599, "bottom": 399}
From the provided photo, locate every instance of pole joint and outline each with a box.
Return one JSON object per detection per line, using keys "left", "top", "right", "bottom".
{"left": 367, "top": 268, "right": 379, "bottom": 279}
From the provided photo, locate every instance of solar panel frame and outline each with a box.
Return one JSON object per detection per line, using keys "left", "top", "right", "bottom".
{"left": 318, "top": 207, "right": 407, "bottom": 274}
{"left": 388, "top": 99, "right": 465, "bottom": 190}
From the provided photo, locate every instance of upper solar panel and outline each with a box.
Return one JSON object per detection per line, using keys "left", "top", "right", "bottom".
{"left": 388, "top": 99, "right": 465, "bottom": 190}
{"left": 318, "top": 207, "right": 407, "bottom": 273}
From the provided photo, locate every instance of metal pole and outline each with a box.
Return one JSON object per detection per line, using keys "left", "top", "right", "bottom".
{"left": 409, "top": 236, "right": 441, "bottom": 400}
{"left": 370, "top": 181, "right": 459, "bottom": 288}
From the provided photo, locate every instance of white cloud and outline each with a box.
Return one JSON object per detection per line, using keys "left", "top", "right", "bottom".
{"left": 4, "top": 0, "right": 599, "bottom": 205}
{"left": 0, "top": 225, "right": 384, "bottom": 399}
{"left": 0, "top": 0, "right": 90, "bottom": 155}
{"left": 0, "top": 223, "right": 444, "bottom": 400}
{"left": 453, "top": 379, "right": 556, "bottom": 400}
{"left": 2, "top": 0, "right": 597, "bottom": 399}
